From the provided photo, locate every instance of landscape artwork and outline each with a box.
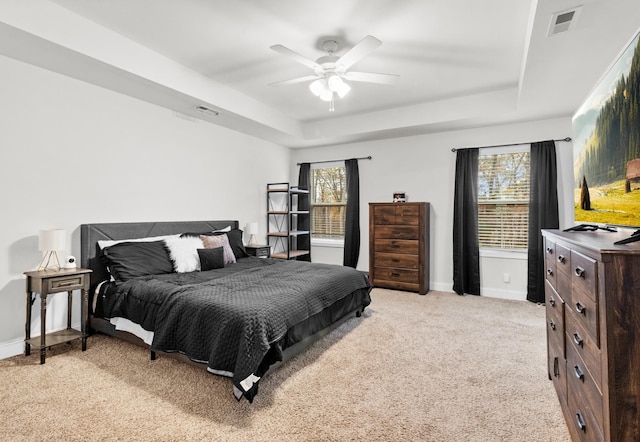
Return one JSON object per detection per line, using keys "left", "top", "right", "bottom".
{"left": 572, "top": 30, "right": 640, "bottom": 227}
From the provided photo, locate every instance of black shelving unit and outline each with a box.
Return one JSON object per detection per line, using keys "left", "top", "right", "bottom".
{"left": 267, "top": 182, "right": 310, "bottom": 259}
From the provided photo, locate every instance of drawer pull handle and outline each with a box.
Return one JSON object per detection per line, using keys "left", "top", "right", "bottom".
{"left": 574, "top": 365, "right": 584, "bottom": 381}
{"left": 56, "top": 281, "right": 76, "bottom": 287}
{"left": 573, "top": 332, "right": 583, "bottom": 347}
{"left": 557, "top": 255, "right": 566, "bottom": 264}
{"left": 575, "top": 302, "right": 586, "bottom": 315}
{"left": 553, "top": 356, "right": 559, "bottom": 377}
{"left": 549, "top": 319, "right": 556, "bottom": 331}
{"left": 576, "top": 412, "right": 586, "bottom": 431}
{"left": 574, "top": 267, "right": 585, "bottom": 278}
{"left": 547, "top": 268, "right": 554, "bottom": 276}
{"left": 546, "top": 247, "right": 553, "bottom": 254}
{"left": 391, "top": 273, "right": 400, "bottom": 277}
{"left": 549, "top": 297, "right": 555, "bottom": 307}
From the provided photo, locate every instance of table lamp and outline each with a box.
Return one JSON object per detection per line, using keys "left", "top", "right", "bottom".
{"left": 38, "top": 229, "right": 66, "bottom": 271}
{"left": 247, "top": 222, "right": 259, "bottom": 246}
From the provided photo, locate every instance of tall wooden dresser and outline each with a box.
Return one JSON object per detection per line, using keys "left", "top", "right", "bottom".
{"left": 369, "top": 202, "right": 430, "bottom": 294}
{"left": 542, "top": 229, "right": 640, "bottom": 441}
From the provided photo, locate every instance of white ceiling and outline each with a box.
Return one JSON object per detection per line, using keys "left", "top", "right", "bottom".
{"left": 1, "top": 0, "right": 639, "bottom": 147}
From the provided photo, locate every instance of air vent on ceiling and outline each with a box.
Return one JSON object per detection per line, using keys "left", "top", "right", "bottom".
{"left": 548, "top": 6, "right": 582, "bottom": 37}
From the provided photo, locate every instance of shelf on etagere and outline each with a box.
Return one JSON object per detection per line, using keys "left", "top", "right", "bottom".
{"left": 271, "top": 250, "right": 310, "bottom": 259}
{"left": 267, "top": 230, "right": 310, "bottom": 237}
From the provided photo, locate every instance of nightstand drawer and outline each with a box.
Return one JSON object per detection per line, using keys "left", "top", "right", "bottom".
{"left": 245, "top": 245, "right": 271, "bottom": 258}
{"left": 48, "top": 275, "right": 85, "bottom": 292}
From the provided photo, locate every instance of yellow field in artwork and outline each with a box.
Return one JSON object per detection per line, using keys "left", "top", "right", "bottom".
{"left": 574, "top": 179, "right": 640, "bottom": 226}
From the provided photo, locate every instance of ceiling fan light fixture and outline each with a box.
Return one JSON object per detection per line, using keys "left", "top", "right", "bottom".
{"left": 309, "top": 79, "right": 327, "bottom": 97}
{"left": 319, "top": 89, "right": 333, "bottom": 102}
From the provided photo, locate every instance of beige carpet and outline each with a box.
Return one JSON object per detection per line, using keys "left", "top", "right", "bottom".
{"left": 0, "top": 289, "right": 570, "bottom": 441}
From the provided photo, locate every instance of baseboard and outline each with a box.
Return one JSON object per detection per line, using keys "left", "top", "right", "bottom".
{"left": 480, "top": 288, "right": 527, "bottom": 301}
{"left": 0, "top": 338, "right": 24, "bottom": 360}
{"left": 0, "top": 321, "right": 82, "bottom": 360}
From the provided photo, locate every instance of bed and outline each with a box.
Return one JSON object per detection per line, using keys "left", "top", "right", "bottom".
{"left": 80, "top": 220, "right": 372, "bottom": 402}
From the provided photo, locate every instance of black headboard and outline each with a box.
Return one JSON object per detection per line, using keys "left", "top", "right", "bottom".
{"left": 81, "top": 220, "right": 239, "bottom": 290}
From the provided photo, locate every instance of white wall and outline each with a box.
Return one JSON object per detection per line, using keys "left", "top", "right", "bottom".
{"left": 291, "top": 118, "right": 575, "bottom": 300}
{"left": 0, "top": 55, "right": 290, "bottom": 357}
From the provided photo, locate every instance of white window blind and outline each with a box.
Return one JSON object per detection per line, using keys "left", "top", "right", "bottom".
{"left": 311, "top": 165, "right": 346, "bottom": 240}
{"left": 478, "top": 150, "right": 530, "bottom": 249}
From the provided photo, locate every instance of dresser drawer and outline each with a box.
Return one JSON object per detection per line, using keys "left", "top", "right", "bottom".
{"left": 395, "top": 205, "right": 419, "bottom": 225}
{"left": 571, "top": 251, "right": 598, "bottom": 303}
{"left": 374, "top": 253, "right": 419, "bottom": 269}
{"left": 546, "top": 282, "right": 565, "bottom": 327}
{"left": 569, "top": 287, "right": 599, "bottom": 346}
{"left": 548, "top": 334, "right": 567, "bottom": 402}
{"left": 555, "top": 243, "right": 571, "bottom": 276}
{"left": 567, "top": 391, "right": 604, "bottom": 442}
{"left": 375, "top": 239, "right": 419, "bottom": 255}
{"left": 374, "top": 225, "right": 419, "bottom": 240}
{"left": 545, "top": 257, "right": 557, "bottom": 289}
{"left": 567, "top": 341, "right": 604, "bottom": 432}
{"left": 374, "top": 267, "right": 419, "bottom": 284}
{"left": 546, "top": 283, "right": 565, "bottom": 358}
{"left": 566, "top": 309, "right": 602, "bottom": 387}
{"left": 372, "top": 205, "right": 419, "bottom": 225}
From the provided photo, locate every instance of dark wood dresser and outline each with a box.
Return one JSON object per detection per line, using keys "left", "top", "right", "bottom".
{"left": 542, "top": 229, "right": 640, "bottom": 441}
{"left": 369, "top": 202, "right": 430, "bottom": 294}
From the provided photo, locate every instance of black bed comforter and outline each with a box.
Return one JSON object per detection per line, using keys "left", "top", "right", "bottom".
{"left": 98, "top": 257, "right": 371, "bottom": 401}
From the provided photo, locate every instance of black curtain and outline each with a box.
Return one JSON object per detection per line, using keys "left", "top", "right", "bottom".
{"left": 527, "top": 141, "right": 559, "bottom": 303}
{"left": 297, "top": 163, "right": 311, "bottom": 261}
{"left": 452, "top": 148, "right": 481, "bottom": 296}
{"left": 343, "top": 159, "right": 360, "bottom": 268}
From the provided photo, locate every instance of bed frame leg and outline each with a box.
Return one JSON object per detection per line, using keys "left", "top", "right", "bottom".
{"left": 150, "top": 350, "right": 157, "bottom": 360}
{"left": 356, "top": 309, "right": 362, "bottom": 318}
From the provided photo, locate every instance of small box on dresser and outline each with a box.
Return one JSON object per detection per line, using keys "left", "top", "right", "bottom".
{"left": 542, "top": 229, "right": 640, "bottom": 442}
{"left": 369, "top": 202, "right": 430, "bottom": 294}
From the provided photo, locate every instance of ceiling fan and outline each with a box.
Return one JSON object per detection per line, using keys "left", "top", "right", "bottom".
{"left": 269, "top": 35, "right": 398, "bottom": 111}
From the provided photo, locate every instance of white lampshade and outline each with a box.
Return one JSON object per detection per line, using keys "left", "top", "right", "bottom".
{"left": 246, "top": 223, "right": 259, "bottom": 235}
{"left": 38, "top": 229, "right": 66, "bottom": 251}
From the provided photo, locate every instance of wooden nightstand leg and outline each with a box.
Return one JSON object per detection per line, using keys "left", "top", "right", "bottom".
{"left": 25, "top": 291, "right": 33, "bottom": 356}
{"left": 81, "top": 288, "right": 88, "bottom": 351}
{"left": 67, "top": 290, "right": 72, "bottom": 329}
{"left": 40, "top": 294, "right": 46, "bottom": 364}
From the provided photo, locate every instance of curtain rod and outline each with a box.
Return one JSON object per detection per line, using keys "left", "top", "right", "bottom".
{"left": 451, "top": 137, "right": 572, "bottom": 152}
{"left": 296, "top": 156, "right": 372, "bottom": 166}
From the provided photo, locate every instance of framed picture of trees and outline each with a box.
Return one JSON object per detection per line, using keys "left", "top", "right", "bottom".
{"left": 572, "top": 28, "right": 640, "bottom": 227}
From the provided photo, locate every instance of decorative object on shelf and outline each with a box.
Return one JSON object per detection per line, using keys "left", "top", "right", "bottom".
{"left": 393, "top": 192, "right": 406, "bottom": 203}
{"left": 37, "top": 229, "right": 66, "bottom": 271}
{"left": 63, "top": 255, "right": 77, "bottom": 269}
{"left": 246, "top": 222, "right": 259, "bottom": 246}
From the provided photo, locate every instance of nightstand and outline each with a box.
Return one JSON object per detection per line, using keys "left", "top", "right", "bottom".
{"left": 245, "top": 244, "right": 271, "bottom": 258}
{"left": 24, "top": 267, "right": 92, "bottom": 364}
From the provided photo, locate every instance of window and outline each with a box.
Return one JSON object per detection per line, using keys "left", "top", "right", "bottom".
{"left": 310, "top": 164, "right": 346, "bottom": 240}
{"left": 478, "top": 148, "right": 530, "bottom": 250}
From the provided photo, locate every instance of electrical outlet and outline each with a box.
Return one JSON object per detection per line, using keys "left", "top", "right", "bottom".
{"left": 503, "top": 273, "right": 510, "bottom": 283}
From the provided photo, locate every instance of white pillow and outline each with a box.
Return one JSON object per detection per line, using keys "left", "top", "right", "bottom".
{"left": 163, "top": 236, "right": 204, "bottom": 273}
{"left": 98, "top": 234, "right": 179, "bottom": 250}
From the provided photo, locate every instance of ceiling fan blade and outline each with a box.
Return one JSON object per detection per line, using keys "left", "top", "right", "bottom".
{"left": 270, "top": 44, "right": 320, "bottom": 70}
{"left": 343, "top": 72, "right": 399, "bottom": 85}
{"left": 269, "top": 75, "right": 321, "bottom": 87}
{"left": 336, "top": 35, "right": 382, "bottom": 70}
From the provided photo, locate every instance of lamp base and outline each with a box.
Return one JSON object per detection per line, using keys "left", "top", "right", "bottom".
{"left": 248, "top": 234, "right": 258, "bottom": 246}
{"left": 38, "top": 251, "right": 61, "bottom": 271}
